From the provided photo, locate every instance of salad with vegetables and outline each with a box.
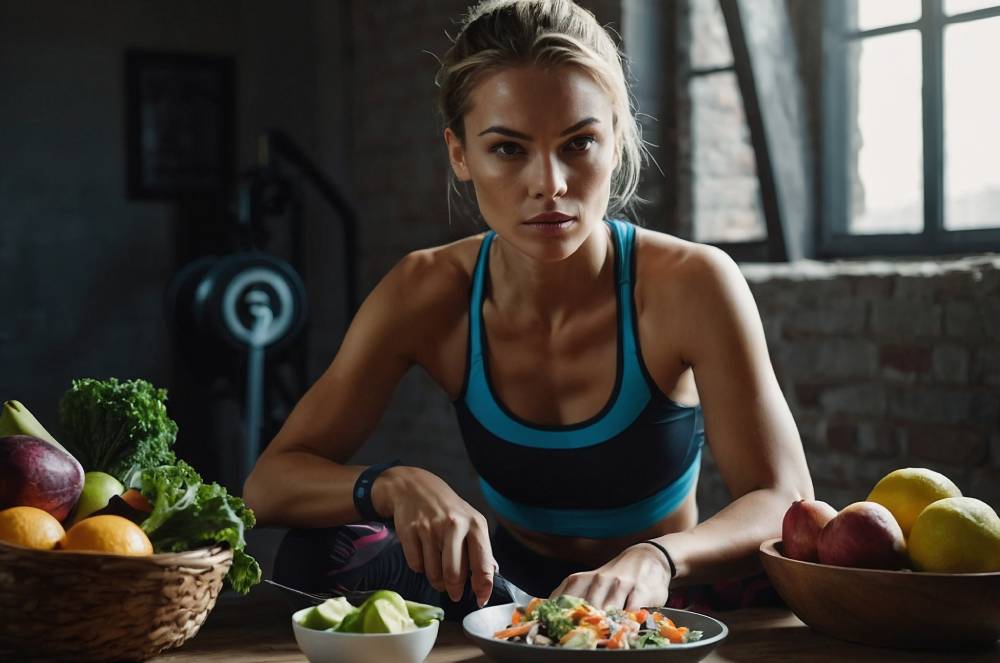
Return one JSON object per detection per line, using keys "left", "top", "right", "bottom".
{"left": 493, "top": 596, "right": 703, "bottom": 650}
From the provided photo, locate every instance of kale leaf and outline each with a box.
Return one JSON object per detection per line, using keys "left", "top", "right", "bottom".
{"left": 58, "top": 377, "right": 178, "bottom": 484}
{"left": 132, "top": 461, "right": 261, "bottom": 594}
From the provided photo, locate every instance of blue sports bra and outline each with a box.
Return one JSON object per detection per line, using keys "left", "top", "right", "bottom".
{"left": 453, "top": 220, "right": 705, "bottom": 539}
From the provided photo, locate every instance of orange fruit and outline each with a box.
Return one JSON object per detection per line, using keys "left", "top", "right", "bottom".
{"left": 120, "top": 488, "right": 153, "bottom": 513}
{"left": 0, "top": 506, "right": 66, "bottom": 550}
{"left": 61, "top": 514, "right": 153, "bottom": 556}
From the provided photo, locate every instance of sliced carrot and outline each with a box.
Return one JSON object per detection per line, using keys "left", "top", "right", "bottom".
{"left": 582, "top": 614, "right": 604, "bottom": 625}
{"left": 526, "top": 597, "right": 543, "bottom": 615}
{"left": 651, "top": 611, "right": 665, "bottom": 622}
{"left": 570, "top": 605, "right": 591, "bottom": 621}
{"left": 632, "top": 608, "right": 649, "bottom": 623}
{"left": 511, "top": 610, "right": 522, "bottom": 625}
{"left": 494, "top": 622, "right": 534, "bottom": 639}
{"left": 659, "top": 622, "right": 685, "bottom": 644}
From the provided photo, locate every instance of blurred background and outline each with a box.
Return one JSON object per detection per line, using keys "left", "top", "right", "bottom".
{"left": 2, "top": 0, "right": 998, "bottom": 578}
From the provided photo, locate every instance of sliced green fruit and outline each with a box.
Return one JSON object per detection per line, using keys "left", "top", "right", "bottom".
{"left": 296, "top": 606, "right": 332, "bottom": 630}
{"left": 362, "top": 598, "right": 416, "bottom": 633}
{"left": 315, "top": 597, "right": 355, "bottom": 629}
{"left": 405, "top": 600, "right": 444, "bottom": 627}
{"left": 335, "top": 608, "right": 365, "bottom": 633}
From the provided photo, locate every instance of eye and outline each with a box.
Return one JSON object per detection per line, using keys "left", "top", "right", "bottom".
{"left": 490, "top": 141, "right": 524, "bottom": 158}
{"left": 566, "top": 135, "right": 596, "bottom": 152}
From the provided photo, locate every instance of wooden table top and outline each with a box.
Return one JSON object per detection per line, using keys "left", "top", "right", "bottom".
{"left": 150, "top": 587, "right": 998, "bottom": 663}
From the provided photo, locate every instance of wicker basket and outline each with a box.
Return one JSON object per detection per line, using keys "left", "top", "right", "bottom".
{"left": 0, "top": 539, "right": 233, "bottom": 662}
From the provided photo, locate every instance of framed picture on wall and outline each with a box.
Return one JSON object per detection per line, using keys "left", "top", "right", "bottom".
{"left": 125, "top": 50, "right": 235, "bottom": 200}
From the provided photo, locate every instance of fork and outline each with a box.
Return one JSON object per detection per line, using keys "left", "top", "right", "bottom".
{"left": 266, "top": 572, "right": 534, "bottom": 610}
{"left": 491, "top": 572, "right": 534, "bottom": 609}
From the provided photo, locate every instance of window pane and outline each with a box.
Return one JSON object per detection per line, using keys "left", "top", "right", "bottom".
{"left": 855, "top": 0, "right": 921, "bottom": 31}
{"left": 690, "top": 71, "right": 766, "bottom": 243}
{"left": 945, "top": 0, "right": 1000, "bottom": 16}
{"left": 848, "top": 32, "right": 923, "bottom": 235}
{"left": 944, "top": 17, "right": 1000, "bottom": 230}
{"left": 690, "top": 0, "right": 732, "bottom": 70}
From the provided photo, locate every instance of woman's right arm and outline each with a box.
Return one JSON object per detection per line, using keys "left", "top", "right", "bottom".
{"left": 242, "top": 248, "right": 497, "bottom": 606}
{"left": 242, "top": 251, "right": 420, "bottom": 528}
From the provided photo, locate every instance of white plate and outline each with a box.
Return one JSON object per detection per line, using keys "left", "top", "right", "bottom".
{"left": 462, "top": 604, "right": 727, "bottom": 662}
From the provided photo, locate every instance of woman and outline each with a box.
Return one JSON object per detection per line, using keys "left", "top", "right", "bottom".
{"left": 243, "top": 0, "right": 812, "bottom": 617}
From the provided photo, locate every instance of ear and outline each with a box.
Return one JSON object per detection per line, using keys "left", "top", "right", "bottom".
{"left": 444, "top": 127, "right": 472, "bottom": 182}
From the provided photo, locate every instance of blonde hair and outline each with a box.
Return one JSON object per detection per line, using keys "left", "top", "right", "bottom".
{"left": 436, "top": 0, "right": 649, "bottom": 222}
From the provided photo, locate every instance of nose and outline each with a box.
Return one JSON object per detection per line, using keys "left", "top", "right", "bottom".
{"left": 528, "top": 153, "right": 568, "bottom": 200}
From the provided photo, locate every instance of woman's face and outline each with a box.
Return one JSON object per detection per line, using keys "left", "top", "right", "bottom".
{"left": 445, "top": 64, "right": 619, "bottom": 262}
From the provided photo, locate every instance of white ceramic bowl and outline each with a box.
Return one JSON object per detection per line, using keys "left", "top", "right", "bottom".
{"left": 291, "top": 607, "right": 440, "bottom": 663}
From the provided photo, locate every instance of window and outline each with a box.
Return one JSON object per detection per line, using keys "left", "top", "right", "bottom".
{"left": 823, "top": 0, "right": 1000, "bottom": 256}
{"left": 687, "top": 0, "right": 767, "bottom": 245}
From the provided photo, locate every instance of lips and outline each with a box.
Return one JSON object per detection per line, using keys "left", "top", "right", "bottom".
{"left": 525, "top": 212, "right": 575, "bottom": 224}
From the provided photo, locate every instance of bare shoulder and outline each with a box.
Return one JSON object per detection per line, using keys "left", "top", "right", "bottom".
{"left": 633, "top": 227, "right": 754, "bottom": 363}
{"left": 375, "top": 233, "right": 483, "bottom": 361}
{"left": 633, "top": 226, "right": 743, "bottom": 304}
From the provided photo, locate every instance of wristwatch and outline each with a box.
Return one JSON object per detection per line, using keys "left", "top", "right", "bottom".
{"left": 352, "top": 459, "right": 401, "bottom": 522}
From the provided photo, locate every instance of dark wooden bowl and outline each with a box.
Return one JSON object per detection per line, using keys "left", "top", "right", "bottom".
{"left": 759, "top": 538, "right": 1000, "bottom": 651}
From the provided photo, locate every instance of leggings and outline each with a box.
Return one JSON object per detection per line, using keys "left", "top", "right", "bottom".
{"left": 272, "top": 521, "right": 781, "bottom": 621}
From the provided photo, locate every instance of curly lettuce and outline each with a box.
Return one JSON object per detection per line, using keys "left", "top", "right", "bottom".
{"left": 131, "top": 461, "right": 261, "bottom": 594}
{"left": 57, "top": 377, "right": 178, "bottom": 483}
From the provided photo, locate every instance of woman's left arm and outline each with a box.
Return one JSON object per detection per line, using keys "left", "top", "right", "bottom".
{"left": 552, "top": 244, "right": 812, "bottom": 609}
{"left": 651, "top": 245, "right": 813, "bottom": 585}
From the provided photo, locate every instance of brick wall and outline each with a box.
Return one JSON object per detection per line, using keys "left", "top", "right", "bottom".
{"left": 712, "top": 257, "right": 1000, "bottom": 517}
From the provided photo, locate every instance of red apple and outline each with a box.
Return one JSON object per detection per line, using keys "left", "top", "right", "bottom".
{"left": 817, "top": 501, "right": 906, "bottom": 570}
{"left": 0, "top": 435, "right": 85, "bottom": 521}
{"left": 781, "top": 499, "right": 839, "bottom": 562}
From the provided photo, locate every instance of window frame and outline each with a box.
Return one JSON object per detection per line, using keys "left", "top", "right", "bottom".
{"left": 821, "top": 0, "right": 1000, "bottom": 258}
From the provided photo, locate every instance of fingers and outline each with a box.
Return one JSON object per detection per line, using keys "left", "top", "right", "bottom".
{"left": 465, "top": 516, "right": 496, "bottom": 607}
{"left": 420, "top": 527, "right": 444, "bottom": 593}
{"left": 554, "top": 571, "right": 635, "bottom": 611}
{"left": 397, "top": 526, "right": 424, "bottom": 574}
{"left": 441, "top": 517, "right": 469, "bottom": 602}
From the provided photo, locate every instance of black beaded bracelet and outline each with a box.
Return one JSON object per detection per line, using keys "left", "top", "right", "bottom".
{"left": 352, "top": 459, "right": 401, "bottom": 522}
{"left": 638, "top": 540, "right": 677, "bottom": 579}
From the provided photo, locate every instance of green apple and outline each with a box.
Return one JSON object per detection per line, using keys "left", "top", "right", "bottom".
{"left": 297, "top": 598, "right": 357, "bottom": 630}
{"left": 67, "top": 471, "right": 124, "bottom": 526}
{"left": 359, "top": 591, "right": 416, "bottom": 634}
{"left": 405, "top": 600, "right": 444, "bottom": 627}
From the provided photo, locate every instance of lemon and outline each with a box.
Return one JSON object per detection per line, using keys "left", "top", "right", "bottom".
{"left": 867, "top": 468, "right": 961, "bottom": 537}
{"left": 0, "top": 506, "right": 65, "bottom": 550}
{"left": 908, "top": 497, "right": 1000, "bottom": 573}
{"left": 61, "top": 514, "right": 153, "bottom": 556}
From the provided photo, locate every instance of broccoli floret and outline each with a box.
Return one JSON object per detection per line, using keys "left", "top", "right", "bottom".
{"left": 535, "top": 600, "right": 574, "bottom": 641}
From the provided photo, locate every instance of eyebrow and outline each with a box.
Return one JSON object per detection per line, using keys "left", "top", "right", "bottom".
{"left": 477, "top": 117, "right": 600, "bottom": 140}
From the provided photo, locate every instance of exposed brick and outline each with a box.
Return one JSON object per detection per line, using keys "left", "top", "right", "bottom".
{"left": 931, "top": 344, "right": 969, "bottom": 384}
{"left": 780, "top": 338, "right": 878, "bottom": 380}
{"left": 887, "top": 388, "right": 976, "bottom": 426}
{"left": 906, "top": 426, "right": 988, "bottom": 465}
{"left": 851, "top": 274, "right": 893, "bottom": 299}
{"left": 795, "top": 383, "right": 824, "bottom": 408}
{"left": 819, "top": 383, "right": 887, "bottom": 417}
{"left": 826, "top": 422, "right": 858, "bottom": 453}
{"left": 972, "top": 346, "right": 1000, "bottom": 386}
{"left": 869, "top": 300, "right": 942, "bottom": 339}
{"left": 782, "top": 300, "right": 867, "bottom": 337}
{"left": 968, "top": 467, "right": 1000, "bottom": 513}
{"left": 857, "top": 422, "right": 901, "bottom": 458}
{"left": 944, "top": 302, "right": 986, "bottom": 340}
{"left": 879, "top": 344, "right": 931, "bottom": 375}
